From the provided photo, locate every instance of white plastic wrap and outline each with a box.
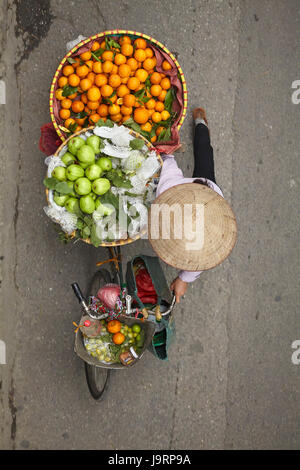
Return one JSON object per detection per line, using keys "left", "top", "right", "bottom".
{"left": 136, "top": 154, "right": 161, "bottom": 180}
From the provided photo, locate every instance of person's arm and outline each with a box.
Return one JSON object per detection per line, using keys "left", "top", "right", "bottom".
{"left": 171, "top": 270, "right": 203, "bottom": 303}
{"left": 156, "top": 155, "right": 184, "bottom": 196}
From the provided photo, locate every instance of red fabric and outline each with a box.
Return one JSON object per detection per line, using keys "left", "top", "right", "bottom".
{"left": 39, "top": 122, "right": 62, "bottom": 156}
{"left": 136, "top": 268, "right": 157, "bottom": 305}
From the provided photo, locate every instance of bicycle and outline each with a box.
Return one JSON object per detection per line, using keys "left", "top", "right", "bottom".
{"left": 72, "top": 246, "right": 176, "bottom": 400}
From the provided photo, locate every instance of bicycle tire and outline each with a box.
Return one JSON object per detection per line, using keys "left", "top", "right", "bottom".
{"left": 84, "top": 269, "right": 112, "bottom": 401}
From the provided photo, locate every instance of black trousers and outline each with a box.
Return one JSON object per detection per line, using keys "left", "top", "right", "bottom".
{"left": 192, "top": 123, "right": 216, "bottom": 183}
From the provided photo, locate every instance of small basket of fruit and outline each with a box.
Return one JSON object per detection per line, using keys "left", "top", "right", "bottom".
{"left": 75, "top": 316, "right": 156, "bottom": 369}
{"left": 49, "top": 30, "right": 187, "bottom": 153}
{"left": 43, "top": 123, "right": 162, "bottom": 247}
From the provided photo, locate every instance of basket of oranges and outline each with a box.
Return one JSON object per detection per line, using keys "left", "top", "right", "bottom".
{"left": 49, "top": 30, "right": 188, "bottom": 153}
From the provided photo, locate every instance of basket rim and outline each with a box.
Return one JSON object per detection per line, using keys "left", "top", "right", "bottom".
{"left": 46, "top": 124, "right": 162, "bottom": 248}
{"left": 49, "top": 29, "right": 188, "bottom": 141}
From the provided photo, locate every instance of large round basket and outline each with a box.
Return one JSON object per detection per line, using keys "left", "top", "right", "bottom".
{"left": 49, "top": 30, "right": 188, "bottom": 142}
{"left": 45, "top": 125, "right": 162, "bottom": 247}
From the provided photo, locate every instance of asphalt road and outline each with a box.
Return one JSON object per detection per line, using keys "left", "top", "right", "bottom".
{"left": 0, "top": 0, "right": 299, "bottom": 450}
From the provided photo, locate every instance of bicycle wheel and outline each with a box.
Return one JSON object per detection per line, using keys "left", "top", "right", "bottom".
{"left": 84, "top": 269, "right": 112, "bottom": 400}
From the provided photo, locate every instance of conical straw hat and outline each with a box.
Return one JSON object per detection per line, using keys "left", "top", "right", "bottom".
{"left": 148, "top": 183, "right": 237, "bottom": 271}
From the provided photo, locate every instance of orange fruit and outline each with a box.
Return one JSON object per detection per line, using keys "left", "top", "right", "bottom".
{"left": 161, "top": 110, "right": 170, "bottom": 121}
{"left": 116, "top": 84, "right": 130, "bottom": 97}
{"left": 122, "top": 114, "right": 131, "bottom": 123}
{"left": 58, "top": 76, "right": 68, "bottom": 88}
{"left": 112, "top": 332, "right": 125, "bottom": 345}
{"left": 120, "top": 77, "right": 129, "bottom": 84}
{"left": 160, "top": 77, "right": 171, "bottom": 90}
{"left": 76, "top": 64, "right": 89, "bottom": 78}
{"left": 101, "top": 84, "right": 114, "bottom": 97}
{"left": 87, "top": 86, "right": 101, "bottom": 101}
{"left": 72, "top": 57, "right": 81, "bottom": 68}
{"left": 87, "top": 72, "right": 95, "bottom": 84}
{"left": 143, "top": 58, "right": 155, "bottom": 71}
{"left": 111, "top": 64, "right": 119, "bottom": 75}
{"left": 81, "top": 93, "right": 88, "bottom": 104}
{"left": 75, "top": 125, "right": 82, "bottom": 132}
{"left": 59, "top": 108, "right": 71, "bottom": 120}
{"left": 135, "top": 68, "right": 148, "bottom": 83}
{"left": 156, "top": 126, "right": 164, "bottom": 136}
{"left": 110, "top": 113, "right": 122, "bottom": 122}
{"left": 114, "top": 53, "right": 127, "bottom": 65}
{"left": 145, "top": 98, "right": 156, "bottom": 110}
{"left": 150, "top": 84, "right": 162, "bottom": 97}
{"left": 80, "top": 78, "right": 92, "bottom": 91}
{"left": 151, "top": 111, "right": 162, "bottom": 123}
{"left": 162, "top": 60, "right": 172, "bottom": 71}
{"left": 89, "top": 113, "right": 101, "bottom": 125}
{"left": 150, "top": 72, "right": 161, "bottom": 85}
{"left": 102, "top": 50, "right": 114, "bottom": 61}
{"left": 127, "top": 76, "right": 140, "bottom": 91}
{"left": 102, "top": 60, "right": 114, "bottom": 74}
{"left": 61, "top": 98, "right": 72, "bottom": 109}
{"left": 120, "top": 104, "right": 132, "bottom": 115}
{"left": 92, "top": 61, "right": 103, "bottom": 74}
{"left": 110, "top": 94, "right": 117, "bottom": 104}
{"left": 158, "top": 89, "right": 167, "bottom": 102}
{"left": 118, "top": 63, "right": 131, "bottom": 78}
{"left": 119, "top": 35, "right": 132, "bottom": 45}
{"left": 100, "top": 40, "right": 106, "bottom": 49}
{"left": 121, "top": 43, "right": 133, "bottom": 57}
{"left": 141, "top": 121, "right": 152, "bottom": 132}
{"left": 55, "top": 89, "right": 64, "bottom": 100}
{"left": 62, "top": 65, "right": 74, "bottom": 77}
{"left": 85, "top": 60, "right": 94, "bottom": 70}
{"left": 127, "top": 57, "right": 138, "bottom": 71}
{"left": 123, "top": 94, "right": 136, "bottom": 107}
{"left": 64, "top": 118, "right": 76, "bottom": 128}
{"left": 94, "top": 73, "right": 107, "bottom": 87}
{"left": 134, "top": 107, "right": 149, "bottom": 124}
{"left": 151, "top": 135, "right": 157, "bottom": 143}
{"left": 134, "top": 48, "right": 146, "bottom": 62}
{"left": 68, "top": 73, "right": 80, "bottom": 87}
{"left": 75, "top": 117, "right": 87, "bottom": 126}
{"left": 108, "top": 104, "right": 121, "bottom": 115}
{"left": 80, "top": 51, "right": 92, "bottom": 62}
{"left": 134, "top": 38, "right": 147, "bottom": 49}
{"left": 107, "top": 320, "right": 122, "bottom": 334}
{"left": 68, "top": 92, "right": 77, "bottom": 100}
{"left": 109, "top": 74, "right": 122, "bottom": 88}
{"left": 91, "top": 41, "right": 100, "bottom": 51}
{"left": 97, "top": 103, "right": 109, "bottom": 116}
{"left": 155, "top": 101, "right": 164, "bottom": 112}
{"left": 71, "top": 100, "right": 85, "bottom": 113}
{"left": 87, "top": 100, "right": 100, "bottom": 110}
{"left": 145, "top": 47, "right": 154, "bottom": 58}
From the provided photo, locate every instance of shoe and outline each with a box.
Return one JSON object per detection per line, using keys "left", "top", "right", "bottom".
{"left": 193, "top": 107, "right": 208, "bottom": 126}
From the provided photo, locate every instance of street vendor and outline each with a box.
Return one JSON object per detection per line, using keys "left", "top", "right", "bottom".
{"left": 148, "top": 107, "right": 237, "bottom": 303}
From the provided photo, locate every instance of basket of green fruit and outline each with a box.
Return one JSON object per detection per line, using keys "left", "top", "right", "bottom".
{"left": 43, "top": 122, "right": 162, "bottom": 247}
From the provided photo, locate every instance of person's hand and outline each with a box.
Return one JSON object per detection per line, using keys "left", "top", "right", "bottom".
{"left": 170, "top": 277, "right": 188, "bottom": 303}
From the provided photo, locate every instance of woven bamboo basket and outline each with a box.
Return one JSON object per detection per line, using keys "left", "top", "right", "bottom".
{"left": 45, "top": 125, "right": 162, "bottom": 247}
{"left": 49, "top": 29, "right": 188, "bottom": 142}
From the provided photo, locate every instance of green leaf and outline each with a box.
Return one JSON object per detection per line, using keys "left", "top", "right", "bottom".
{"left": 164, "top": 87, "right": 175, "bottom": 113}
{"left": 67, "top": 57, "right": 77, "bottom": 64}
{"left": 55, "top": 181, "right": 74, "bottom": 194}
{"left": 43, "top": 177, "right": 59, "bottom": 190}
{"left": 96, "top": 118, "right": 114, "bottom": 128}
{"left": 90, "top": 222, "right": 102, "bottom": 247}
{"left": 100, "top": 190, "right": 119, "bottom": 212}
{"left": 130, "top": 138, "right": 145, "bottom": 150}
{"left": 91, "top": 51, "right": 102, "bottom": 62}
{"left": 71, "top": 110, "right": 88, "bottom": 119}
{"left": 76, "top": 219, "right": 84, "bottom": 229}
{"left": 157, "top": 125, "right": 172, "bottom": 142}
{"left": 66, "top": 122, "right": 78, "bottom": 134}
{"left": 92, "top": 48, "right": 105, "bottom": 58}
{"left": 62, "top": 85, "right": 78, "bottom": 97}
{"left": 105, "top": 36, "right": 121, "bottom": 50}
